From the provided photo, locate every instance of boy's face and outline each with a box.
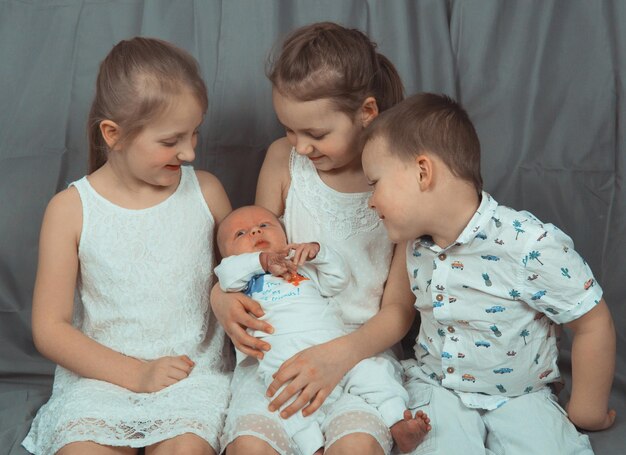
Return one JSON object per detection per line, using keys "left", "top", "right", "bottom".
{"left": 362, "top": 136, "right": 425, "bottom": 243}
{"left": 218, "top": 206, "right": 288, "bottom": 257}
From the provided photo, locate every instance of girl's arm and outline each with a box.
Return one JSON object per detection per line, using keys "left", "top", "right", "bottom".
{"left": 267, "top": 244, "right": 416, "bottom": 418}
{"left": 565, "top": 299, "right": 616, "bottom": 430}
{"left": 255, "top": 137, "right": 291, "bottom": 216}
{"left": 210, "top": 138, "right": 291, "bottom": 358}
{"left": 195, "top": 170, "right": 232, "bottom": 225}
{"left": 32, "top": 189, "right": 193, "bottom": 393}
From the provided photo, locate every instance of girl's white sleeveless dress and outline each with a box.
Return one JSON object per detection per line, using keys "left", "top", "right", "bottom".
{"left": 221, "top": 150, "right": 396, "bottom": 454}
{"left": 22, "top": 166, "right": 231, "bottom": 454}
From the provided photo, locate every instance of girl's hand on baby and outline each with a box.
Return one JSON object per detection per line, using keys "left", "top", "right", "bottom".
{"left": 210, "top": 285, "right": 273, "bottom": 360}
{"left": 286, "top": 242, "right": 320, "bottom": 266}
{"left": 137, "top": 355, "right": 195, "bottom": 393}
{"left": 266, "top": 339, "right": 351, "bottom": 418}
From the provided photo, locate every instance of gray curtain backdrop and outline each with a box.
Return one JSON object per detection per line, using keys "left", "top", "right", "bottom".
{"left": 0, "top": 1, "right": 624, "bottom": 453}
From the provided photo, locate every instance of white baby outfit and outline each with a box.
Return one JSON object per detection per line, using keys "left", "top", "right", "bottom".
{"left": 220, "top": 150, "right": 398, "bottom": 454}
{"left": 22, "top": 166, "right": 231, "bottom": 454}
{"left": 215, "top": 247, "right": 407, "bottom": 455}
{"left": 402, "top": 192, "right": 596, "bottom": 454}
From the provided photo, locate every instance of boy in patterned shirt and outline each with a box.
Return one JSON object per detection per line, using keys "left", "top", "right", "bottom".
{"left": 361, "top": 93, "right": 616, "bottom": 454}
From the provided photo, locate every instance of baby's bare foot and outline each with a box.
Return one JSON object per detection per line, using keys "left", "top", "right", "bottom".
{"left": 390, "top": 409, "right": 431, "bottom": 453}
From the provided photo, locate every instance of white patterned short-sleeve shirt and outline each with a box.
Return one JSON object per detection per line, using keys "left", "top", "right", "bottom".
{"left": 406, "top": 192, "right": 602, "bottom": 399}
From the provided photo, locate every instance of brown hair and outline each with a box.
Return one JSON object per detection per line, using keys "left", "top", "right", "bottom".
{"left": 88, "top": 37, "right": 208, "bottom": 173}
{"left": 268, "top": 22, "right": 404, "bottom": 116}
{"left": 363, "top": 93, "right": 483, "bottom": 193}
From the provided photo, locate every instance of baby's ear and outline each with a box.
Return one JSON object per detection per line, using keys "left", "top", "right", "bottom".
{"left": 360, "top": 96, "right": 379, "bottom": 127}
{"left": 100, "top": 120, "right": 121, "bottom": 149}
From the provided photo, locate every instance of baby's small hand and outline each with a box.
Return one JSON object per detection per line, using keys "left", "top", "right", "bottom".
{"left": 286, "top": 242, "right": 320, "bottom": 266}
{"left": 260, "top": 251, "right": 298, "bottom": 280}
{"left": 136, "top": 355, "right": 195, "bottom": 393}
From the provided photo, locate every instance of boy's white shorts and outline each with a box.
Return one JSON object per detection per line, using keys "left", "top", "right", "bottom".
{"left": 399, "top": 378, "right": 593, "bottom": 455}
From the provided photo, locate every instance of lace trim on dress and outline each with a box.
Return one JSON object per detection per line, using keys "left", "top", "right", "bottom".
{"left": 289, "top": 150, "right": 380, "bottom": 240}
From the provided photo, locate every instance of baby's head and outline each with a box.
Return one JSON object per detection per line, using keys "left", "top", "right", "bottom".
{"left": 217, "top": 206, "right": 288, "bottom": 258}
{"left": 362, "top": 93, "right": 483, "bottom": 242}
{"left": 88, "top": 37, "right": 208, "bottom": 173}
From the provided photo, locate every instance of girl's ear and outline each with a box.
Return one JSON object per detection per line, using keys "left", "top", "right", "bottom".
{"left": 100, "top": 120, "right": 121, "bottom": 150}
{"left": 415, "top": 154, "right": 434, "bottom": 190}
{"left": 360, "top": 96, "right": 379, "bottom": 127}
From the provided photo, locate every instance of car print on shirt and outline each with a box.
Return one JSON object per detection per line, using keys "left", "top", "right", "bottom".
{"left": 491, "top": 216, "right": 502, "bottom": 228}
{"left": 475, "top": 340, "right": 491, "bottom": 348}
{"left": 490, "top": 325, "right": 502, "bottom": 337}
{"left": 493, "top": 368, "right": 513, "bottom": 374}
{"left": 462, "top": 374, "right": 476, "bottom": 383}
{"left": 457, "top": 352, "right": 465, "bottom": 358}
{"left": 539, "top": 369, "right": 553, "bottom": 379}
{"left": 475, "top": 232, "right": 487, "bottom": 240}
{"left": 433, "top": 301, "right": 444, "bottom": 308}
{"left": 481, "top": 254, "right": 500, "bottom": 261}
{"left": 524, "top": 386, "right": 534, "bottom": 393}
{"left": 483, "top": 273, "right": 492, "bottom": 287}
{"left": 486, "top": 305, "right": 505, "bottom": 313}
{"left": 441, "top": 352, "right": 453, "bottom": 359}
{"left": 451, "top": 261, "right": 464, "bottom": 270}
{"left": 449, "top": 297, "right": 457, "bottom": 303}
{"left": 531, "top": 290, "right": 547, "bottom": 300}
{"left": 545, "top": 307, "right": 560, "bottom": 315}
{"left": 584, "top": 278, "right": 595, "bottom": 290}
{"left": 496, "top": 384, "right": 507, "bottom": 393}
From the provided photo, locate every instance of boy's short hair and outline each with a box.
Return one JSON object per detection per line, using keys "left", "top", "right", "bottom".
{"left": 362, "top": 93, "right": 483, "bottom": 193}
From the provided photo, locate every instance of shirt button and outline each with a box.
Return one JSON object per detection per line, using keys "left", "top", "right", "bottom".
{"left": 438, "top": 253, "right": 447, "bottom": 261}
{"left": 436, "top": 294, "right": 444, "bottom": 302}
{"left": 446, "top": 367, "right": 455, "bottom": 374}
{"left": 447, "top": 326, "right": 455, "bottom": 333}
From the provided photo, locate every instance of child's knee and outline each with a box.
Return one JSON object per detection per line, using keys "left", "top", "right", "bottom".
{"left": 226, "top": 435, "right": 279, "bottom": 455}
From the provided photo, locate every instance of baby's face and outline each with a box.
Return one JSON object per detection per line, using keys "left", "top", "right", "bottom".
{"left": 219, "top": 206, "right": 287, "bottom": 257}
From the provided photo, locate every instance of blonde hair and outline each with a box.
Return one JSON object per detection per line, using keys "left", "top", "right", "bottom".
{"left": 268, "top": 22, "right": 404, "bottom": 115}
{"left": 88, "top": 37, "right": 208, "bottom": 173}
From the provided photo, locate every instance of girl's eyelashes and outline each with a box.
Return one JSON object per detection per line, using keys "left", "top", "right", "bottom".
{"left": 161, "top": 130, "right": 199, "bottom": 147}
{"left": 308, "top": 132, "right": 327, "bottom": 140}
{"left": 235, "top": 230, "right": 246, "bottom": 238}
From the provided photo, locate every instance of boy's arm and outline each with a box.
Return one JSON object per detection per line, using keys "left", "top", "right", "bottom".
{"left": 565, "top": 298, "right": 616, "bottom": 430}
{"left": 214, "top": 253, "right": 265, "bottom": 292}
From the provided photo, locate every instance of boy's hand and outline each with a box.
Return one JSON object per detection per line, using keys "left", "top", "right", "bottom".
{"left": 260, "top": 251, "right": 298, "bottom": 279}
{"left": 136, "top": 355, "right": 195, "bottom": 393}
{"left": 286, "top": 242, "right": 320, "bottom": 265}
{"left": 567, "top": 402, "right": 617, "bottom": 431}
